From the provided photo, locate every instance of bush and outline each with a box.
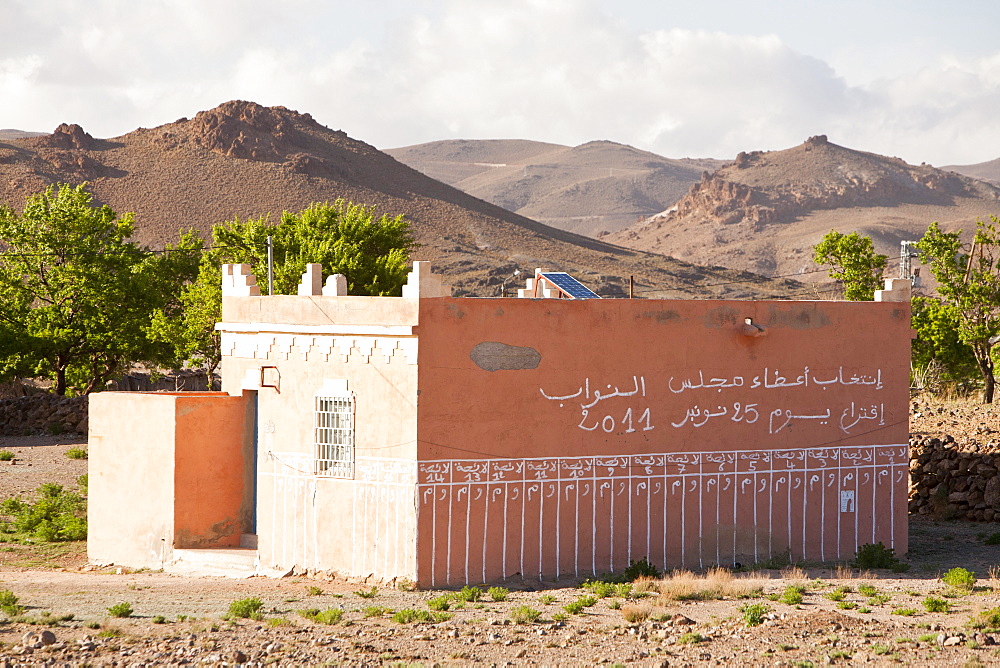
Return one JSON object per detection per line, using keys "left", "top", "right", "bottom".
{"left": 0, "top": 590, "right": 22, "bottom": 617}
{"left": 152, "top": 615, "right": 166, "bottom": 624}
{"left": 77, "top": 474, "right": 88, "bottom": 495}
{"left": 65, "top": 447, "right": 87, "bottom": 460}
{"left": 740, "top": 602, "right": 770, "bottom": 627}
{"left": 854, "top": 543, "right": 909, "bottom": 571}
{"left": 107, "top": 602, "right": 133, "bottom": 618}
{"left": 354, "top": 586, "right": 378, "bottom": 599}
{"left": 967, "top": 607, "right": 1000, "bottom": 631}
{"left": 392, "top": 608, "right": 448, "bottom": 624}
{"left": 942, "top": 567, "right": 976, "bottom": 591}
{"left": 677, "top": 632, "right": 704, "bottom": 644}
{"left": 227, "top": 597, "right": 264, "bottom": 620}
{"left": 455, "top": 586, "right": 482, "bottom": 602}
{"left": 0, "top": 451, "right": 13, "bottom": 461}
{"left": 0, "top": 483, "right": 87, "bottom": 541}
{"left": 312, "top": 608, "right": 343, "bottom": 625}
{"left": 362, "top": 606, "right": 390, "bottom": 618}
{"left": 780, "top": 585, "right": 805, "bottom": 605}
{"left": 563, "top": 596, "right": 597, "bottom": 615}
{"left": 427, "top": 595, "right": 451, "bottom": 611}
{"left": 923, "top": 596, "right": 950, "bottom": 613}
{"left": 581, "top": 580, "right": 616, "bottom": 598}
{"left": 857, "top": 584, "right": 879, "bottom": 597}
{"left": 623, "top": 557, "right": 661, "bottom": 581}
{"left": 488, "top": 586, "right": 509, "bottom": 602}
{"left": 510, "top": 605, "right": 541, "bottom": 624}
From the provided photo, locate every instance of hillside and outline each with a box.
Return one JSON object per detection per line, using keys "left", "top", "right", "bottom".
{"left": 0, "top": 101, "right": 794, "bottom": 299}
{"left": 944, "top": 157, "right": 1000, "bottom": 186}
{"left": 386, "top": 139, "right": 723, "bottom": 237}
{"left": 609, "top": 135, "right": 1000, "bottom": 278}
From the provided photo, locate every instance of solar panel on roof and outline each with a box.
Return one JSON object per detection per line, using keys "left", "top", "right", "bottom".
{"left": 539, "top": 272, "right": 601, "bottom": 299}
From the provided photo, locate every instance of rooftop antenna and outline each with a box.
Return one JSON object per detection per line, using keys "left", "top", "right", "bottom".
{"left": 900, "top": 240, "right": 921, "bottom": 288}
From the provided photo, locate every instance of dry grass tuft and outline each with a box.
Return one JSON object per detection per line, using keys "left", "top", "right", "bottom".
{"left": 780, "top": 566, "right": 808, "bottom": 583}
{"left": 621, "top": 603, "right": 652, "bottom": 623}
{"left": 655, "top": 568, "right": 766, "bottom": 601}
{"left": 631, "top": 577, "right": 659, "bottom": 593}
{"left": 988, "top": 565, "right": 1000, "bottom": 586}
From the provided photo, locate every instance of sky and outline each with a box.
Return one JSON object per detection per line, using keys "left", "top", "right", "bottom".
{"left": 2, "top": 0, "right": 999, "bottom": 166}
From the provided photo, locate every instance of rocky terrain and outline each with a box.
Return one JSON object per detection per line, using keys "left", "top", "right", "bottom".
{"left": 386, "top": 139, "right": 724, "bottom": 237}
{"left": 0, "top": 101, "right": 794, "bottom": 299}
{"left": 945, "top": 157, "right": 1000, "bottom": 186}
{"left": 609, "top": 135, "right": 1000, "bottom": 279}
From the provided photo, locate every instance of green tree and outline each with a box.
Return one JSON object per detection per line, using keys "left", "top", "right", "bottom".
{"left": 910, "top": 295, "right": 979, "bottom": 392}
{"left": 0, "top": 184, "right": 200, "bottom": 394}
{"left": 813, "top": 230, "right": 888, "bottom": 300}
{"left": 916, "top": 219, "right": 1000, "bottom": 403}
{"left": 149, "top": 199, "right": 415, "bottom": 382}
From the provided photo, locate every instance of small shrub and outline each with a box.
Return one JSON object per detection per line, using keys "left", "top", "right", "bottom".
{"left": 967, "top": 607, "right": 1000, "bottom": 631}
{"left": 563, "top": 599, "right": 587, "bottom": 615}
{"left": 892, "top": 607, "right": 918, "bottom": 617}
{"left": 510, "top": 605, "right": 541, "bottom": 624}
{"left": 354, "top": 586, "right": 379, "bottom": 599}
{"left": 151, "top": 615, "right": 166, "bottom": 624}
{"left": 396, "top": 578, "right": 416, "bottom": 591}
{"left": 983, "top": 532, "right": 1000, "bottom": 546}
{"left": 86, "top": 621, "right": 100, "bottom": 629}
{"left": 740, "top": 602, "right": 770, "bottom": 627}
{"left": 455, "top": 586, "right": 482, "bottom": 602}
{"left": 614, "top": 582, "right": 635, "bottom": 599}
{"left": 538, "top": 594, "right": 556, "bottom": 605}
{"left": 267, "top": 616, "right": 291, "bottom": 627}
{"left": 0, "top": 451, "right": 13, "bottom": 461}
{"left": 227, "top": 597, "right": 264, "bottom": 620}
{"left": 924, "top": 596, "right": 950, "bottom": 613}
{"left": 551, "top": 612, "right": 568, "bottom": 622}
{"left": 872, "top": 644, "right": 892, "bottom": 655}
{"left": 98, "top": 628, "right": 122, "bottom": 638}
{"left": 0, "top": 590, "right": 22, "bottom": 617}
{"left": 582, "top": 580, "right": 616, "bottom": 598}
{"left": 623, "top": 557, "right": 661, "bottom": 581}
{"left": 825, "top": 590, "right": 845, "bottom": 602}
{"left": 427, "top": 595, "right": 451, "bottom": 611}
{"left": 918, "top": 633, "right": 938, "bottom": 643}
{"left": 107, "top": 602, "right": 133, "bottom": 618}
{"left": 65, "top": 447, "right": 87, "bottom": 460}
{"left": 836, "top": 601, "right": 857, "bottom": 610}
{"left": 942, "top": 567, "right": 976, "bottom": 591}
{"left": 857, "top": 584, "right": 879, "bottom": 597}
{"left": 313, "top": 608, "right": 344, "bottom": 624}
{"left": 0, "top": 483, "right": 87, "bottom": 542}
{"left": 868, "top": 594, "right": 892, "bottom": 606}
{"left": 854, "top": 543, "right": 909, "bottom": 571}
{"left": 306, "top": 586, "right": 323, "bottom": 596}
{"left": 488, "top": 586, "right": 509, "bottom": 602}
{"left": 608, "top": 599, "right": 622, "bottom": 610}
{"left": 780, "top": 585, "right": 805, "bottom": 606}
{"left": 363, "top": 606, "right": 390, "bottom": 618}
{"left": 677, "top": 632, "right": 704, "bottom": 644}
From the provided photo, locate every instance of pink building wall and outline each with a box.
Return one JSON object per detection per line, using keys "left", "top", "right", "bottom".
{"left": 413, "top": 297, "right": 910, "bottom": 584}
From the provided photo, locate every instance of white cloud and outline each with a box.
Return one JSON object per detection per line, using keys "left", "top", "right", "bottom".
{"left": 1, "top": 0, "right": 999, "bottom": 166}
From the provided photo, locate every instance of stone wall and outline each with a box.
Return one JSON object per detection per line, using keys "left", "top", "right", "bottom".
{"left": 908, "top": 436, "right": 1000, "bottom": 521}
{"left": 0, "top": 395, "right": 88, "bottom": 436}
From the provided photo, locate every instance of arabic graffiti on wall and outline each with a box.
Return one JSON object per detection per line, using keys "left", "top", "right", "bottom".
{"left": 539, "top": 367, "right": 887, "bottom": 437}
{"left": 416, "top": 445, "right": 907, "bottom": 586}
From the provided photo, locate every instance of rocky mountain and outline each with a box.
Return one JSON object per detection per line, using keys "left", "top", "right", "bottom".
{"left": 944, "top": 157, "right": 1000, "bottom": 186}
{"left": 0, "top": 101, "right": 795, "bottom": 298}
{"left": 385, "top": 139, "right": 723, "bottom": 237}
{"left": 609, "top": 135, "right": 1000, "bottom": 278}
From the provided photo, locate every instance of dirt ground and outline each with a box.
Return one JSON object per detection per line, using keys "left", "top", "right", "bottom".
{"left": 0, "top": 409, "right": 998, "bottom": 666}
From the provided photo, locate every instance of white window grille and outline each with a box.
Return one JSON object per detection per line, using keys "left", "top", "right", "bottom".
{"left": 315, "top": 394, "right": 354, "bottom": 478}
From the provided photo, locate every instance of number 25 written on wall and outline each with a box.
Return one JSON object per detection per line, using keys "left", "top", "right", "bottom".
{"left": 578, "top": 407, "right": 654, "bottom": 433}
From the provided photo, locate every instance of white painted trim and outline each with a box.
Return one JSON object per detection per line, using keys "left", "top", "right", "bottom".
{"left": 215, "top": 322, "right": 414, "bottom": 336}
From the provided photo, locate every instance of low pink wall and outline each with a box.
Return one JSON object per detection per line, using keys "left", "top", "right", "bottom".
{"left": 415, "top": 298, "right": 911, "bottom": 584}
{"left": 88, "top": 392, "right": 252, "bottom": 568}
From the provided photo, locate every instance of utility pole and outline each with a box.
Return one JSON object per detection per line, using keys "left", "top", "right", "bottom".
{"left": 267, "top": 235, "right": 274, "bottom": 295}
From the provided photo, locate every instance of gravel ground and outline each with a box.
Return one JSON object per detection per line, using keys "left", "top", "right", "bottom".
{"left": 0, "top": 406, "right": 997, "bottom": 665}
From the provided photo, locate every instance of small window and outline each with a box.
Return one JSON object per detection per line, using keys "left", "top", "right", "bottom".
{"left": 315, "top": 394, "right": 354, "bottom": 478}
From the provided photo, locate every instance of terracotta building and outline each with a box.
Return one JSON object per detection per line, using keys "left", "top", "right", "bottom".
{"left": 88, "top": 263, "right": 912, "bottom": 584}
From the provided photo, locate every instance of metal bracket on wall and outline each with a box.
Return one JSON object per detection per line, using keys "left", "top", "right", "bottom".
{"left": 260, "top": 366, "right": 280, "bottom": 392}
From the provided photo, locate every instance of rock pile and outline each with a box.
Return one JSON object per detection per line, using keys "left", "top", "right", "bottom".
{"left": 908, "top": 435, "right": 1000, "bottom": 521}
{"left": 0, "top": 395, "right": 88, "bottom": 436}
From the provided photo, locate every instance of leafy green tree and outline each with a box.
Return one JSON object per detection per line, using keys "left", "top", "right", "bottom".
{"left": 910, "top": 295, "right": 979, "bottom": 392}
{"left": 917, "top": 219, "right": 1000, "bottom": 403}
{"left": 0, "top": 184, "right": 200, "bottom": 394}
{"left": 149, "top": 200, "right": 415, "bottom": 382}
{"left": 813, "top": 230, "right": 888, "bottom": 300}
